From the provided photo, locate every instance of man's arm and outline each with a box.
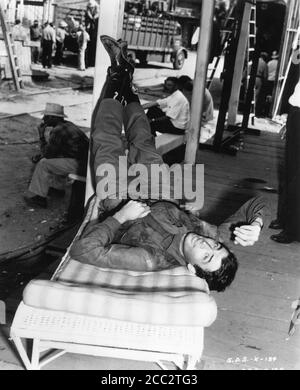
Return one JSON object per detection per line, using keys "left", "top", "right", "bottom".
{"left": 142, "top": 101, "right": 159, "bottom": 110}
{"left": 69, "top": 201, "right": 157, "bottom": 271}
{"left": 218, "top": 196, "right": 265, "bottom": 247}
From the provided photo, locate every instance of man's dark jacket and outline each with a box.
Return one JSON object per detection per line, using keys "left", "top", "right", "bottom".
{"left": 70, "top": 197, "right": 264, "bottom": 271}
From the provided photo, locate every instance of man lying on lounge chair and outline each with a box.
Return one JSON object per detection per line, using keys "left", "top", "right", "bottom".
{"left": 70, "top": 36, "right": 265, "bottom": 293}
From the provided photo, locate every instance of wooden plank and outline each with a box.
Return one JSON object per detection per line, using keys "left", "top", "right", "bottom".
{"left": 212, "top": 288, "right": 296, "bottom": 323}
{"left": 232, "top": 267, "right": 300, "bottom": 299}
{"left": 204, "top": 311, "right": 300, "bottom": 370}
{"left": 155, "top": 133, "right": 185, "bottom": 156}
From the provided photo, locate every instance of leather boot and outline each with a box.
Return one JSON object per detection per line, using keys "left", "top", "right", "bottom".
{"left": 100, "top": 35, "right": 134, "bottom": 76}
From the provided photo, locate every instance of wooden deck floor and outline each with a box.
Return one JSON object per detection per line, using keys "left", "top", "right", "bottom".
{"left": 1, "top": 130, "right": 299, "bottom": 370}
{"left": 196, "top": 130, "right": 300, "bottom": 370}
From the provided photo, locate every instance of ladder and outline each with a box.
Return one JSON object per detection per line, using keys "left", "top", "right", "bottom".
{"left": 245, "top": 2, "right": 257, "bottom": 125}
{"left": 0, "top": 5, "right": 24, "bottom": 91}
{"left": 272, "top": 0, "right": 299, "bottom": 118}
{"left": 206, "top": 3, "right": 236, "bottom": 90}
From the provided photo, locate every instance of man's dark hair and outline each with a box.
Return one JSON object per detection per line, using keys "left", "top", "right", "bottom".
{"left": 194, "top": 244, "right": 238, "bottom": 292}
{"left": 165, "top": 77, "right": 178, "bottom": 86}
{"left": 178, "top": 75, "right": 192, "bottom": 88}
{"left": 178, "top": 76, "right": 194, "bottom": 93}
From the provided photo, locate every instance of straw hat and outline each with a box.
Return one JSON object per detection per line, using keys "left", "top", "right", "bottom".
{"left": 272, "top": 51, "right": 279, "bottom": 59}
{"left": 44, "top": 103, "right": 67, "bottom": 118}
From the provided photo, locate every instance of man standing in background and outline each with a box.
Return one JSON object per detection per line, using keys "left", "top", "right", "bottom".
{"left": 41, "top": 21, "right": 55, "bottom": 69}
{"left": 77, "top": 25, "right": 90, "bottom": 71}
{"left": 30, "top": 20, "right": 42, "bottom": 64}
{"left": 85, "top": 0, "right": 100, "bottom": 67}
{"left": 54, "top": 21, "right": 67, "bottom": 66}
{"left": 255, "top": 52, "right": 269, "bottom": 117}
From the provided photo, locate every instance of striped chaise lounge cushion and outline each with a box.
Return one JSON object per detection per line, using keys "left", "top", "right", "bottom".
{"left": 23, "top": 260, "right": 217, "bottom": 327}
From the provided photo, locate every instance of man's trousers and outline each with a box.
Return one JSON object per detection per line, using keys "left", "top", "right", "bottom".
{"left": 29, "top": 158, "right": 79, "bottom": 197}
{"left": 91, "top": 99, "right": 176, "bottom": 209}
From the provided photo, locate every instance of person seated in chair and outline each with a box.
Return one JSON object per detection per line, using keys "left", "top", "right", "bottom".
{"left": 143, "top": 77, "right": 190, "bottom": 136}
{"left": 177, "top": 75, "right": 215, "bottom": 144}
{"left": 24, "top": 103, "right": 89, "bottom": 209}
{"left": 69, "top": 35, "right": 265, "bottom": 293}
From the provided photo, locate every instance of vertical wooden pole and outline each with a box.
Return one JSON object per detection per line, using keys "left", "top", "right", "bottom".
{"left": 85, "top": 0, "right": 125, "bottom": 202}
{"left": 18, "top": 0, "right": 24, "bottom": 21}
{"left": 227, "top": 1, "right": 252, "bottom": 126}
{"left": 92, "top": 0, "right": 125, "bottom": 103}
{"left": 43, "top": 0, "right": 48, "bottom": 24}
{"left": 47, "top": 0, "right": 51, "bottom": 23}
{"left": 184, "top": 0, "right": 214, "bottom": 164}
{"left": 213, "top": 0, "right": 246, "bottom": 150}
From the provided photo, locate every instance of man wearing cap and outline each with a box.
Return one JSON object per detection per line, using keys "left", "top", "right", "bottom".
{"left": 54, "top": 21, "right": 67, "bottom": 65}
{"left": 30, "top": 20, "right": 42, "bottom": 64}
{"left": 24, "top": 103, "right": 89, "bottom": 209}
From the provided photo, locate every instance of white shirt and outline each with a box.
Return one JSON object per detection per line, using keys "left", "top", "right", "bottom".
{"left": 42, "top": 25, "right": 55, "bottom": 42}
{"left": 289, "top": 81, "right": 300, "bottom": 108}
{"left": 157, "top": 90, "right": 190, "bottom": 130}
{"left": 56, "top": 27, "right": 66, "bottom": 43}
{"left": 267, "top": 59, "right": 278, "bottom": 82}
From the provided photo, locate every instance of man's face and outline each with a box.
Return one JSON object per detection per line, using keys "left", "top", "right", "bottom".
{"left": 43, "top": 115, "right": 60, "bottom": 127}
{"left": 164, "top": 80, "right": 177, "bottom": 94}
{"left": 183, "top": 233, "right": 229, "bottom": 272}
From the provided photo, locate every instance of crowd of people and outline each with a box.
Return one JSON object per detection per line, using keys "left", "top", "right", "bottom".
{"left": 11, "top": 0, "right": 99, "bottom": 71}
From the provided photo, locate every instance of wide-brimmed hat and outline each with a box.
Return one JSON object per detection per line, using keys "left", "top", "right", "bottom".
{"left": 272, "top": 51, "right": 279, "bottom": 59}
{"left": 44, "top": 103, "right": 67, "bottom": 118}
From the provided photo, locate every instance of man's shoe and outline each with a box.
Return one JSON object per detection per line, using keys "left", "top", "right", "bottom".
{"left": 270, "top": 231, "right": 294, "bottom": 244}
{"left": 269, "top": 219, "right": 283, "bottom": 230}
{"left": 24, "top": 195, "right": 47, "bottom": 209}
{"left": 100, "top": 35, "right": 134, "bottom": 75}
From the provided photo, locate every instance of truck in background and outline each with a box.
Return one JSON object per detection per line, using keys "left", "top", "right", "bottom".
{"left": 54, "top": 2, "right": 188, "bottom": 70}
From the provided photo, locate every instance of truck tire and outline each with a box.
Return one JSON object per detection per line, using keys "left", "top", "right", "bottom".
{"left": 173, "top": 51, "right": 185, "bottom": 70}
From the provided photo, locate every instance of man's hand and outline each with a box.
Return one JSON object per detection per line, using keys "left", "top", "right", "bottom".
{"left": 233, "top": 220, "right": 262, "bottom": 247}
{"left": 114, "top": 201, "right": 151, "bottom": 224}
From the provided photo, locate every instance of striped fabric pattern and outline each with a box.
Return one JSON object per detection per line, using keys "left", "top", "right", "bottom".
{"left": 56, "top": 260, "right": 210, "bottom": 294}
{"left": 22, "top": 196, "right": 217, "bottom": 328}
{"left": 23, "top": 277, "right": 217, "bottom": 327}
